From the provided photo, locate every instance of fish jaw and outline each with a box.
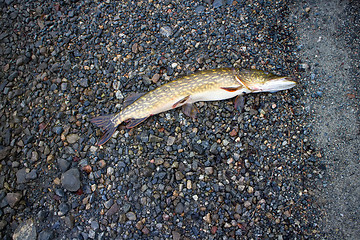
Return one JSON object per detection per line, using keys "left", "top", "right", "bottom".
{"left": 245, "top": 77, "right": 296, "bottom": 93}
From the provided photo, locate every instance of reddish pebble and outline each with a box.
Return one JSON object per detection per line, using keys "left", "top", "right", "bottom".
{"left": 211, "top": 226, "right": 217, "bottom": 234}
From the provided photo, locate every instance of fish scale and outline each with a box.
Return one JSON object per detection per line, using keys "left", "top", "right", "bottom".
{"left": 91, "top": 68, "right": 296, "bottom": 145}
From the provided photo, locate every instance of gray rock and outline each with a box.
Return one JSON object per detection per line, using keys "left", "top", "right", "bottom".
{"left": 6, "top": 192, "right": 22, "bottom": 208}
{"left": 61, "top": 168, "right": 80, "bottom": 192}
{"left": 13, "top": 219, "right": 37, "bottom": 240}
{"left": 205, "top": 167, "right": 214, "bottom": 175}
{"left": 38, "top": 230, "right": 53, "bottom": 240}
{"left": 66, "top": 134, "right": 79, "bottom": 144}
{"left": 25, "top": 169, "right": 37, "bottom": 180}
{"left": 0, "top": 146, "right": 11, "bottom": 161}
{"left": 30, "top": 151, "right": 38, "bottom": 162}
{"left": 58, "top": 203, "right": 69, "bottom": 216}
{"left": 195, "top": 5, "right": 205, "bottom": 14}
{"left": 160, "top": 26, "right": 173, "bottom": 37}
{"left": 175, "top": 202, "right": 184, "bottom": 214}
{"left": 78, "top": 78, "right": 89, "bottom": 87}
{"left": 213, "top": 0, "right": 223, "bottom": 8}
{"left": 175, "top": 171, "right": 184, "bottom": 180}
{"left": 90, "top": 220, "right": 99, "bottom": 230}
{"left": 57, "top": 158, "right": 70, "bottom": 172}
{"left": 106, "top": 203, "right": 119, "bottom": 216}
{"left": 126, "top": 211, "right": 136, "bottom": 221}
{"left": 16, "top": 168, "right": 27, "bottom": 184}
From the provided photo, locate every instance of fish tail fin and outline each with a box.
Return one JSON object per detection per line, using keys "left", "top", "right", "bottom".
{"left": 90, "top": 114, "right": 119, "bottom": 146}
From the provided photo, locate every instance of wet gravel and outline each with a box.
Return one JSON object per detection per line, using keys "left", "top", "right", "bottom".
{"left": 0, "top": 0, "right": 325, "bottom": 239}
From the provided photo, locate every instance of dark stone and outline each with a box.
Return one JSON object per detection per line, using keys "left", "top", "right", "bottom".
{"left": 13, "top": 219, "right": 37, "bottom": 240}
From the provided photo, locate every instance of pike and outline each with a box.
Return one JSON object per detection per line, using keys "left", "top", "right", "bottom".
{"left": 91, "top": 68, "right": 296, "bottom": 146}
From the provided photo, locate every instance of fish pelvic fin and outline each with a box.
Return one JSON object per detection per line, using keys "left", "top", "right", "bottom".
{"left": 90, "top": 114, "right": 118, "bottom": 146}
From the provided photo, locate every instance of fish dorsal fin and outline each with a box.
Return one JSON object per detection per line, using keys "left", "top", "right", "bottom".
{"left": 123, "top": 92, "right": 146, "bottom": 108}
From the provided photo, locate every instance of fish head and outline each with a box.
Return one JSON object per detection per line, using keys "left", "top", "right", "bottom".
{"left": 237, "top": 69, "right": 297, "bottom": 93}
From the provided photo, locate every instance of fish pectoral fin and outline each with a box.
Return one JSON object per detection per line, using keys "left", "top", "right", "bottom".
{"left": 182, "top": 103, "right": 199, "bottom": 119}
{"left": 220, "top": 86, "right": 242, "bottom": 92}
{"left": 234, "top": 95, "right": 245, "bottom": 113}
{"left": 123, "top": 92, "right": 146, "bottom": 108}
{"left": 125, "top": 117, "right": 148, "bottom": 128}
{"left": 90, "top": 114, "right": 118, "bottom": 146}
{"left": 172, "top": 95, "right": 190, "bottom": 108}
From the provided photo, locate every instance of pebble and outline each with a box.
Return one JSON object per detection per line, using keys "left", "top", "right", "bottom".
{"left": 167, "top": 136, "right": 176, "bottom": 145}
{"left": 205, "top": 167, "right": 214, "bottom": 175}
{"left": 58, "top": 203, "right": 69, "bottom": 216}
{"left": 126, "top": 212, "right": 137, "bottom": 221}
{"left": 160, "top": 26, "right": 173, "bottom": 37}
{"left": 106, "top": 203, "right": 119, "bottom": 216}
{"left": 66, "top": 134, "right": 80, "bottom": 144}
{"left": 13, "top": 219, "right": 37, "bottom": 240}
{"left": 6, "top": 192, "right": 22, "bottom": 208}
{"left": 175, "top": 171, "right": 184, "bottom": 180}
{"left": 38, "top": 230, "right": 53, "bottom": 240}
{"left": 16, "top": 168, "right": 27, "bottom": 184}
{"left": 61, "top": 168, "right": 81, "bottom": 192}
{"left": 57, "top": 159, "right": 70, "bottom": 172}
{"left": 175, "top": 202, "right": 184, "bottom": 214}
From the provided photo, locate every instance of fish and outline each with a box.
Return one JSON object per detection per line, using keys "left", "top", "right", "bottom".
{"left": 91, "top": 68, "right": 296, "bottom": 145}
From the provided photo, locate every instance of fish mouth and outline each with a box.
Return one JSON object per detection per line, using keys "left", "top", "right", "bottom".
{"left": 251, "top": 77, "right": 297, "bottom": 93}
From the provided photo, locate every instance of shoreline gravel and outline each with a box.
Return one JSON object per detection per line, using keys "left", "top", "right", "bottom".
{"left": 1, "top": 0, "right": 357, "bottom": 239}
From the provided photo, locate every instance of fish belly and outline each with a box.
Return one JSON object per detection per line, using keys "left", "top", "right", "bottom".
{"left": 188, "top": 88, "right": 248, "bottom": 103}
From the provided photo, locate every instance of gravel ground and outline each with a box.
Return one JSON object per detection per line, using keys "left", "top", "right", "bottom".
{"left": 292, "top": 0, "right": 360, "bottom": 239}
{"left": 0, "top": 0, "right": 358, "bottom": 239}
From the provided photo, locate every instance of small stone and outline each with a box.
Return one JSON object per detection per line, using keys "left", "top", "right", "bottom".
{"left": 13, "top": 219, "right": 37, "bottom": 240}
{"left": 6, "top": 192, "right": 22, "bottom": 208}
{"left": 57, "top": 159, "right": 70, "bottom": 172}
{"left": 30, "top": 151, "right": 38, "bottom": 162}
{"left": 175, "top": 171, "right": 184, "bottom": 180}
{"left": 175, "top": 202, "right": 184, "bottom": 214}
{"left": 210, "top": 143, "right": 218, "bottom": 154}
{"left": 167, "top": 136, "right": 176, "bottom": 145}
{"left": 172, "top": 231, "right": 181, "bottom": 240}
{"left": 61, "top": 168, "right": 81, "bottom": 192}
{"left": 64, "top": 215, "right": 74, "bottom": 228}
{"left": 106, "top": 203, "right": 119, "bottom": 216}
{"left": 213, "top": 0, "right": 223, "bottom": 8}
{"left": 104, "top": 199, "right": 113, "bottom": 209}
{"left": 244, "top": 201, "right": 251, "bottom": 208}
{"left": 131, "top": 43, "right": 139, "bottom": 53}
{"left": 126, "top": 212, "right": 136, "bottom": 221}
{"left": 203, "top": 212, "right": 211, "bottom": 223}
{"left": 142, "top": 226, "right": 149, "bottom": 235}
{"left": 205, "top": 167, "right": 214, "bottom": 175}
{"left": 25, "top": 169, "right": 37, "bottom": 180}
{"left": 91, "top": 220, "right": 99, "bottom": 230}
{"left": 66, "top": 134, "right": 79, "bottom": 144}
{"left": 61, "top": 83, "right": 67, "bottom": 91}
{"left": 16, "top": 168, "right": 27, "bottom": 184}
{"left": 38, "top": 230, "right": 53, "bottom": 240}
{"left": 78, "top": 79, "right": 89, "bottom": 87}
{"left": 195, "top": 5, "right": 205, "bottom": 14}
{"left": 151, "top": 73, "right": 160, "bottom": 83}
{"left": 58, "top": 203, "right": 69, "bottom": 216}
{"left": 160, "top": 26, "right": 173, "bottom": 37}
{"left": 0, "top": 146, "right": 11, "bottom": 161}
{"left": 247, "top": 186, "right": 254, "bottom": 194}
{"left": 149, "top": 134, "right": 163, "bottom": 143}
{"left": 106, "top": 167, "right": 114, "bottom": 175}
